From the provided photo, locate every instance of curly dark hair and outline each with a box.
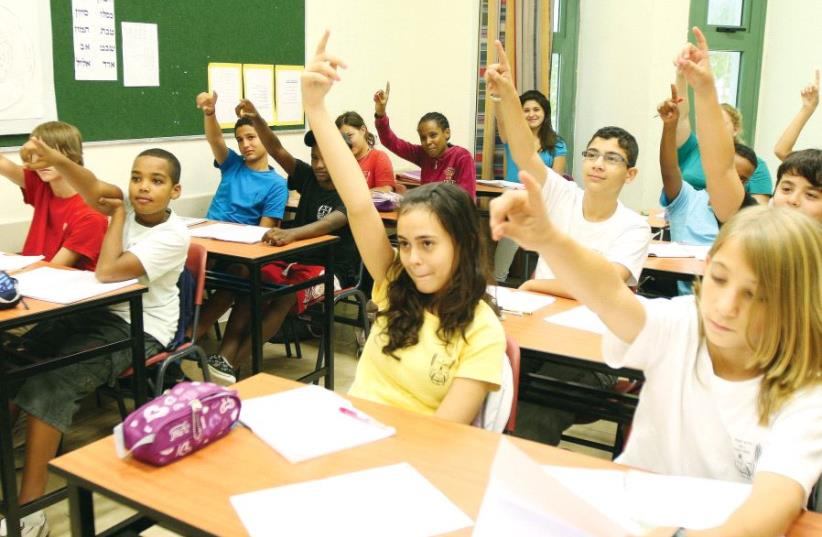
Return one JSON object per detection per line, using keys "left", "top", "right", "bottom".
{"left": 379, "top": 182, "right": 495, "bottom": 358}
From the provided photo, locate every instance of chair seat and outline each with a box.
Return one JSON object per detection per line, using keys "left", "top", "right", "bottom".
{"left": 118, "top": 342, "right": 193, "bottom": 378}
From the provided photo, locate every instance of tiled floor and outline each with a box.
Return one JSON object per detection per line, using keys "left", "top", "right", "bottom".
{"left": 12, "top": 322, "right": 617, "bottom": 536}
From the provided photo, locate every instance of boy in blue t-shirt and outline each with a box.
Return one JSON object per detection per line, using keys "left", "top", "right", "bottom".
{"left": 196, "top": 90, "right": 288, "bottom": 226}
{"left": 194, "top": 92, "right": 289, "bottom": 337}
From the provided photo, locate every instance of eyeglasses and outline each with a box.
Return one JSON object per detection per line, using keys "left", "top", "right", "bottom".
{"left": 581, "top": 149, "right": 629, "bottom": 167}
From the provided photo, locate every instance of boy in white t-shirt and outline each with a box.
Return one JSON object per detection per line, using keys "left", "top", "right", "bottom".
{"left": 2, "top": 142, "right": 189, "bottom": 537}
{"left": 486, "top": 41, "right": 650, "bottom": 446}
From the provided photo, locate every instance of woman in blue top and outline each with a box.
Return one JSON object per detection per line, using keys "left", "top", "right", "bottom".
{"left": 674, "top": 72, "right": 772, "bottom": 204}
{"left": 494, "top": 89, "right": 567, "bottom": 282}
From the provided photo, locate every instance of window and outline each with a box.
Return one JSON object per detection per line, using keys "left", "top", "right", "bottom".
{"left": 688, "top": 0, "right": 768, "bottom": 145}
{"left": 549, "top": 0, "right": 580, "bottom": 168}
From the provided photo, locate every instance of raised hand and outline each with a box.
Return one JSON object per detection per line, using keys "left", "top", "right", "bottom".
{"left": 20, "top": 137, "right": 67, "bottom": 170}
{"left": 235, "top": 98, "right": 260, "bottom": 120}
{"left": 489, "top": 170, "right": 555, "bottom": 251}
{"left": 484, "top": 40, "right": 516, "bottom": 100}
{"left": 800, "top": 69, "right": 820, "bottom": 110}
{"left": 196, "top": 91, "right": 217, "bottom": 116}
{"left": 373, "top": 81, "right": 390, "bottom": 117}
{"left": 302, "top": 30, "right": 347, "bottom": 109}
{"left": 675, "top": 27, "right": 714, "bottom": 92}
{"left": 657, "top": 84, "right": 682, "bottom": 125}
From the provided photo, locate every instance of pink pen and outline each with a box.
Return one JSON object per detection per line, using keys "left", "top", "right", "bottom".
{"left": 338, "top": 406, "right": 390, "bottom": 430}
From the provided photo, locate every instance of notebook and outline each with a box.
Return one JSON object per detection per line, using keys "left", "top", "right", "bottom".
{"left": 189, "top": 222, "right": 269, "bottom": 244}
{"left": 14, "top": 267, "right": 138, "bottom": 304}
{"left": 0, "top": 254, "right": 44, "bottom": 272}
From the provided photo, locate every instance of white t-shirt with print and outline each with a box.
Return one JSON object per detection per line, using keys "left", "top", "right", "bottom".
{"left": 109, "top": 200, "right": 190, "bottom": 347}
{"left": 602, "top": 294, "right": 822, "bottom": 497}
{"left": 534, "top": 167, "right": 650, "bottom": 284}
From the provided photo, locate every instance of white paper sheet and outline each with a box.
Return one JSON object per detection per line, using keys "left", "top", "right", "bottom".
{"left": 477, "top": 179, "right": 526, "bottom": 190}
{"left": 545, "top": 305, "right": 608, "bottom": 335}
{"left": 121, "top": 22, "right": 158, "bottom": 87}
{"left": 242, "top": 64, "right": 275, "bottom": 125}
{"left": 274, "top": 65, "right": 303, "bottom": 125}
{"left": 176, "top": 216, "right": 207, "bottom": 228}
{"left": 72, "top": 0, "right": 117, "bottom": 81}
{"left": 542, "top": 466, "right": 752, "bottom": 533}
{"left": 0, "top": 0, "right": 58, "bottom": 134}
{"left": 231, "top": 463, "right": 472, "bottom": 537}
{"left": 488, "top": 285, "right": 555, "bottom": 315}
{"left": 188, "top": 223, "right": 268, "bottom": 244}
{"left": 0, "top": 254, "right": 43, "bottom": 272}
{"left": 15, "top": 266, "right": 137, "bottom": 304}
{"left": 648, "top": 242, "right": 710, "bottom": 260}
{"left": 207, "top": 63, "right": 243, "bottom": 128}
{"left": 474, "top": 438, "right": 629, "bottom": 537}
{"left": 240, "top": 385, "right": 396, "bottom": 463}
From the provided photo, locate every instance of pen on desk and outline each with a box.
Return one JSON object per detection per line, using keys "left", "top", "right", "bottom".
{"left": 238, "top": 419, "right": 253, "bottom": 432}
{"left": 19, "top": 297, "right": 29, "bottom": 310}
{"left": 339, "top": 406, "right": 390, "bottom": 430}
{"left": 501, "top": 308, "right": 524, "bottom": 317}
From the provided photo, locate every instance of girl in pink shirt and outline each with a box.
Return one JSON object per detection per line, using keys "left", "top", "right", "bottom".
{"left": 373, "top": 84, "right": 477, "bottom": 199}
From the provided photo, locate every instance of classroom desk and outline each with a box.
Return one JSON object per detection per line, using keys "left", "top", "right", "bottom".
{"left": 191, "top": 227, "right": 339, "bottom": 386}
{"left": 502, "top": 294, "right": 642, "bottom": 454}
{"left": 0, "top": 263, "right": 147, "bottom": 537}
{"left": 643, "top": 242, "right": 706, "bottom": 280}
{"left": 395, "top": 176, "right": 506, "bottom": 199}
{"left": 49, "top": 373, "right": 822, "bottom": 537}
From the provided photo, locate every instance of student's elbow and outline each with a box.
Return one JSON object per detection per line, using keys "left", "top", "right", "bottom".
{"left": 95, "top": 265, "right": 121, "bottom": 283}
{"left": 774, "top": 147, "right": 789, "bottom": 161}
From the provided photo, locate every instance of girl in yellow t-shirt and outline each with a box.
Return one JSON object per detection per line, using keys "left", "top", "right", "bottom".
{"left": 301, "top": 32, "right": 504, "bottom": 424}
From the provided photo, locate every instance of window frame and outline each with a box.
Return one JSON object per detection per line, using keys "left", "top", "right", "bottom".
{"left": 550, "top": 0, "right": 580, "bottom": 169}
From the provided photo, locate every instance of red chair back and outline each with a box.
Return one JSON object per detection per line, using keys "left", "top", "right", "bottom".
{"left": 186, "top": 243, "right": 208, "bottom": 307}
{"left": 505, "top": 335, "right": 521, "bottom": 433}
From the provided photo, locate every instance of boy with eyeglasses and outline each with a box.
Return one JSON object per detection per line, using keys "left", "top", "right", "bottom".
{"left": 485, "top": 40, "right": 650, "bottom": 446}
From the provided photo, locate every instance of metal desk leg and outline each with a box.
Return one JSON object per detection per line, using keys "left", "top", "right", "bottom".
{"left": 323, "top": 245, "right": 335, "bottom": 390}
{"left": 250, "top": 264, "right": 263, "bottom": 375}
{"left": 67, "top": 482, "right": 95, "bottom": 537}
{"left": 0, "top": 378, "right": 22, "bottom": 537}
{"left": 129, "top": 296, "right": 147, "bottom": 406}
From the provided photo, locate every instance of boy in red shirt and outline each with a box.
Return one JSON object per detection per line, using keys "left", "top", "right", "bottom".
{"left": 0, "top": 121, "right": 107, "bottom": 270}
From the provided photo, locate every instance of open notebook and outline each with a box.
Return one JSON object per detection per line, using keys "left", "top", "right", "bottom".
{"left": 240, "top": 385, "right": 396, "bottom": 463}
{"left": 14, "top": 267, "right": 138, "bottom": 304}
{"left": 0, "top": 253, "right": 44, "bottom": 272}
{"left": 189, "top": 222, "right": 269, "bottom": 244}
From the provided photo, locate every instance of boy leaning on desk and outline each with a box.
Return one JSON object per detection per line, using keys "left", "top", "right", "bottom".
{"left": 0, "top": 139, "right": 189, "bottom": 537}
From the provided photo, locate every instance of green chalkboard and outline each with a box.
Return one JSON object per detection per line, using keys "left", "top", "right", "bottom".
{"left": 1, "top": 0, "right": 304, "bottom": 147}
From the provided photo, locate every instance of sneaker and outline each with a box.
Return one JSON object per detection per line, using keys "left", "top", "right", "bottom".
{"left": 0, "top": 510, "right": 49, "bottom": 537}
{"left": 206, "top": 354, "right": 237, "bottom": 385}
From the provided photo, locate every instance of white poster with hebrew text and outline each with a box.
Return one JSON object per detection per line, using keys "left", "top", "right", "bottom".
{"left": 0, "top": 0, "right": 57, "bottom": 135}
{"left": 72, "top": 0, "right": 117, "bottom": 81}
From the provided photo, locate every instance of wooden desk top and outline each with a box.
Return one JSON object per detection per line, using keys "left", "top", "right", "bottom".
{"left": 50, "top": 373, "right": 822, "bottom": 537}
{"left": 190, "top": 225, "right": 339, "bottom": 262}
{"left": 647, "top": 213, "right": 668, "bottom": 229}
{"left": 285, "top": 192, "right": 397, "bottom": 223}
{"left": 502, "top": 295, "right": 603, "bottom": 364}
{"left": 643, "top": 243, "right": 706, "bottom": 278}
{"left": 395, "top": 176, "right": 504, "bottom": 197}
{"left": 0, "top": 262, "right": 146, "bottom": 325}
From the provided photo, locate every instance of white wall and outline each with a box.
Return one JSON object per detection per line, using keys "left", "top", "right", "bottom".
{"left": 0, "top": 0, "right": 480, "bottom": 252}
{"left": 755, "top": 0, "right": 822, "bottom": 177}
{"left": 573, "top": 0, "right": 691, "bottom": 212}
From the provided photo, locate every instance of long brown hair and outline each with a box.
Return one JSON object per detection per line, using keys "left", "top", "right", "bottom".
{"left": 379, "top": 183, "right": 495, "bottom": 358}
{"left": 520, "top": 90, "right": 560, "bottom": 154}
{"left": 694, "top": 206, "right": 822, "bottom": 424}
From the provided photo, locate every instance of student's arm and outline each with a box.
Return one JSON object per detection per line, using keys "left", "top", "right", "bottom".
{"left": 687, "top": 473, "right": 804, "bottom": 537}
{"left": 486, "top": 41, "right": 550, "bottom": 185}
{"left": 94, "top": 201, "right": 146, "bottom": 282}
{"left": 263, "top": 210, "right": 346, "bottom": 246}
{"left": 50, "top": 248, "right": 82, "bottom": 268}
{"left": 520, "top": 262, "right": 631, "bottom": 299}
{"left": 677, "top": 27, "right": 744, "bottom": 223}
{"left": 551, "top": 155, "right": 567, "bottom": 175}
{"left": 298, "top": 32, "right": 395, "bottom": 284}
{"left": 0, "top": 154, "right": 25, "bottom": 187}
{"left": 373, "top": 83, "right": 424, "bottom": 165}
{"left": 774, "top": 69, "right": 819, "bottom": 161}
{"left": 259, "top": 217, "right": 280, "bottom": 228}
{"left": 496, "top": 107, "right": 509, "bottom": 143}
{"left": 195, "top": 91, "right": 229, "bottom": 165}
{"left": 20, "top": 138, "right": 123, "bottom": 214}
{"left": 674, "top": 71, "right": 692, "bottom": 147}
{"left": 435, "top": 379, "right": 495, "bottom": 424}
{"left": 235, "top": 99, "right": 297, "bottom": 176}
{"left": 489, "top": 171, "right": 646, "bottom": 343}
{"left": 659, "top": 84, "right": 685, "bottom": 201}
